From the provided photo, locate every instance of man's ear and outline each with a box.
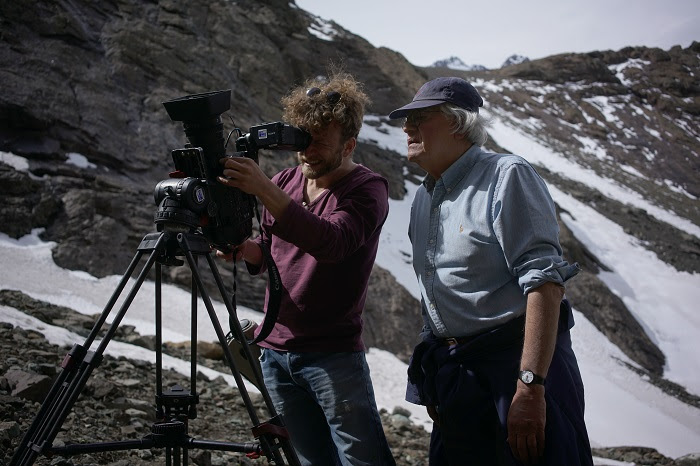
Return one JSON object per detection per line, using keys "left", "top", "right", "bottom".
{"left": 343, "top": 137, "right": 357, "bottom": 157}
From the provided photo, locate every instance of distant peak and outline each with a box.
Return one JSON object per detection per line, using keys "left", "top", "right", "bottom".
{"left": 501, "top": 54, "right": 530, "bottom": 67}
{"left": 430, "top": 56, "right": 487, "bottom": 71}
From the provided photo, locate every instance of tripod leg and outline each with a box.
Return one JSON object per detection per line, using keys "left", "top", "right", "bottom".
{"left": 11, "top": 236, "right": 165, "bottom": 466}
{"left": 156, "top": 261, "right": 164, "bottom": 404}
{"left": 178, "top": 234, "right": 299, "bottom": 466}
{"left": 10, "top": 344, "right": 86, "bottom": 466}
{"left": 93, "top": 238, "right": 164, "bottom": 356}
{"left": 204, "top": 253, "right": 269, "bottom": 395}
{"left": 177, "top": 236, "right": 262, "bottom": 422}
{"left": 204, "top": 252, "right": 302, "bottom": 464}
{"left": 176, "top": 237, "right": 287, "bottom": 465}
{"left": 82, "top": 247, "right": 149, "bottom": 348}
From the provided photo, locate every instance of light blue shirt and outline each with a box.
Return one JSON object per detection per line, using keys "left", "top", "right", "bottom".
{"left": 409, "top": 145, "right": 580, "bottom": 338}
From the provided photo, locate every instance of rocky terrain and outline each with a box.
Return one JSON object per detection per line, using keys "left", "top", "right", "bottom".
{"left": 2, "top": 0, "right": 698, "bottom": 377}
{"left": 2, "top": 290, "right": 699, "bottom": 466}
{"left": 1, "top": 0, "right": 700, "bottom": 463}
{"left": 0, "top": 289, "right": 430, "bottom": 465}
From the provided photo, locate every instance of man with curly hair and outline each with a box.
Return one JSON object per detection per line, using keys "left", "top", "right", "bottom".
{"left": 218, "top": 71, "right": 395, "bottom": 466}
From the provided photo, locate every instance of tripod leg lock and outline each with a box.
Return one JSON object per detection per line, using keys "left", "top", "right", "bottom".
{"left": 61, "top": 344, "right": 88, "bottom": 370}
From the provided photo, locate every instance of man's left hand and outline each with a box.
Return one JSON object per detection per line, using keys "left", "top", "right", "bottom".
{"left": 507, "top": 383, "right": 546, "bottom": 465}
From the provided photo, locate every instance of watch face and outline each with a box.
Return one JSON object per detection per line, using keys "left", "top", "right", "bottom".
{"left": 521, "top": 370, "right": 534, "bottom": 384}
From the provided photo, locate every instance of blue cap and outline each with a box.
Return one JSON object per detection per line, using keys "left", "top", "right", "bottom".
{"left": 389, "top": 77, "right": 484, "bottom": 118}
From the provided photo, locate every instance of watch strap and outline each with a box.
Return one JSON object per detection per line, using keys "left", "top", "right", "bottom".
{"left": 519, "top": 370, "right": 546, "bottom": 385}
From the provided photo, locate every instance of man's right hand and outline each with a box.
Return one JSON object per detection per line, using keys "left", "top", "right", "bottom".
{"left": 218, "top": 156, "right": 292, "bottom": 221}
{"left": 216, "top": 239, "right": 263, "bottom": 267}
{"left": 507, "top": 383, "right": 546, "bottom": 465}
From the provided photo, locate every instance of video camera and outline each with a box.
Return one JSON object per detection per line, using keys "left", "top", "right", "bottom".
{"left": 155, "top": 90, "right": 311, "bottom": 251}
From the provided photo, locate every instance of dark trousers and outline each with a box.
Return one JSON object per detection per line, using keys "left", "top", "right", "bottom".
{"left": 427, "top": 331, "right": 592, "bottom": 466}
{"left": 406, "top": 303, "right": 593, "bottom": 466}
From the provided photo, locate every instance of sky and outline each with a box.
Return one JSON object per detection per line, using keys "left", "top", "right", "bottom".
{"left": 2, "top": 85, "right": 700, "bottom": 460}
{"left": 294, "top": 0, "right": 700, "bottom": 69}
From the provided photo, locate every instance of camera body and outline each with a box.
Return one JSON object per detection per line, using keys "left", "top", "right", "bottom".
{"left": 156, "top": 90, "right": 310, "bottom": 251}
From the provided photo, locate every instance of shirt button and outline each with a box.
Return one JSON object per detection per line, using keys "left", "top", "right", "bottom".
{"left": 430, "top": 303, "right": 435, "bottom": 310}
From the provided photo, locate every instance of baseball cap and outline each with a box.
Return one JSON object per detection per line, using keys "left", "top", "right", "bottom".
{"left": 389, "top": 77, "right": 484, "bottom": 119}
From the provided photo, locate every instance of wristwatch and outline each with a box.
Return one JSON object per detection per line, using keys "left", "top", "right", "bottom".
{"left": 519, "top": 370, "right": 546, "bottom": 385}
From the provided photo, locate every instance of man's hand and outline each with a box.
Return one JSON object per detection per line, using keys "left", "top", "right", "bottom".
{"left": 507, "top": 383, "right": 546, "bottom": 465}
{"left": 215, "top": 247, "right": 245, "bottom": 263}
{"left": 426, "top": 405, "right": 440, "bottom": 426}
{"left": 218, "top": 156, "right": 292, "bottom": 220}
{"left": 215, "top": 249, "right": 235, "bottom": 262}
{"left": 215, "top": 239, "right": 263, "bottom": 267}
{"left": 216, "top": 239, "right": 263, "bottom": 267}
{"left": 218, "top": 156, "right": 269, "bottom": 197}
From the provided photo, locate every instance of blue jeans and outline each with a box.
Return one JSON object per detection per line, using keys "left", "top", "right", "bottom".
{"left": 260, "top": 348, "right": 396, "bottom": 466}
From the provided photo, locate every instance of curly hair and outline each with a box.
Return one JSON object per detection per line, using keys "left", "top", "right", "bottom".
{"left": 281, "top": 71, "right": 370, "bottom": 142}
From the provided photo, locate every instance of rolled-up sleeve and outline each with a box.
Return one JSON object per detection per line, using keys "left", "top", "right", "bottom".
{"left": 492, "top": 160, "right": 580, "bottom": 294}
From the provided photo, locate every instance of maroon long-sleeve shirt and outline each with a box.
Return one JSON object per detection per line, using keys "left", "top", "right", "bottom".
{"left": 250, "top": 164, "right": 389, "bottom": 352}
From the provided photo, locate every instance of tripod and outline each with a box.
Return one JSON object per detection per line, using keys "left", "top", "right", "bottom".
{"left": 10, "top": 228, "right": 300, "bottom": 465}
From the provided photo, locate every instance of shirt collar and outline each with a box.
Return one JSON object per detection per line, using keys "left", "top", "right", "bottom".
{"left": 422, "top": 145, "right": 484, "bottom": 193}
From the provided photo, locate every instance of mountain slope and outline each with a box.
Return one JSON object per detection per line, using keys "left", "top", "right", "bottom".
{"left": 1, "top": 0, "right": 700, "bottom": 460}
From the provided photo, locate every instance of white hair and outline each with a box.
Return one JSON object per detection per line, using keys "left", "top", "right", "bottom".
{"left": 439, "top": 104, "right": 491, "bottom": 147}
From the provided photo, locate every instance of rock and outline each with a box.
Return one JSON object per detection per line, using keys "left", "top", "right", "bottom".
{"left": 197, "top": 341, "right": 225, "bottom": 360}
{"left": 393, "top": 406, "right": 413, "bottom": 417}
{"left": 115, "top": 378, "right": 142, "bottom": 388}
{"left": 107, "top": 397, "right": 153, "bottom": 412}
{"left": 390, "top": 413, "right": 412, "bottom": 431}
{"left": 3, "top": 368, "right": 52, "bottom": 403}
{"left": 0, "top": 420, "right": 21, "bottom": 442}
{"left": 592, "top": 446, "right": 676, "bottom": 465}
{"left": 120, "top": 425, "right": 138, "bottom": 436}
{"left": 123, "top": 408, "right": 149, "bottom": 417}
{"left": 676, "top": 453, "right": 700, "bottom": 466}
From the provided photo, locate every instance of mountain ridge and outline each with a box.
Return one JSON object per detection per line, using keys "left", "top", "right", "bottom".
{"left": 1, "top": 0, "right": 698, "bottom": 385}
{"left": 1, "top": 0, "right": 699, "bottom": 461}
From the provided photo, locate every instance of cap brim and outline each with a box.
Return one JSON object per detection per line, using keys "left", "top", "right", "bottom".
{"left": 388, "top": 99, "right": 445, "bottom": 119}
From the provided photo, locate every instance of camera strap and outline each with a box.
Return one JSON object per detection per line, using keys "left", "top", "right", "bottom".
{"left": 248, "top": 242, "right": 281, "bottom": 345}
